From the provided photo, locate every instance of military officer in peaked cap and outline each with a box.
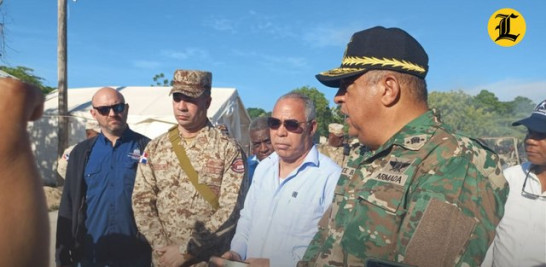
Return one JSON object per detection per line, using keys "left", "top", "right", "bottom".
{"left": 299, "top": 26, "right": 508, "bottom": 267}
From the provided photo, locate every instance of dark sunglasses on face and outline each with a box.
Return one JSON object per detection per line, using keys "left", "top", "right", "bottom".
{"left": 93, "top": 103, "right": 126, "bottom": 116}
{"left": 267, "top": 117, "right": 309, "bottom": 132}
{"left": 172, "top": 93, "right": 199, "bottom": 103}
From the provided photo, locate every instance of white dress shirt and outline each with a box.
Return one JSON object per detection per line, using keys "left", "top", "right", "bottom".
{"left": 482, "top": 162, "right": 546, "bottom": 267}
{"left": 230, "top": 145, "right": 341, "bottom": 267}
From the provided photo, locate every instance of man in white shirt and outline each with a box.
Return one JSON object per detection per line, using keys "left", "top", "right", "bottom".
{"left": 482, "top": 99, "right": 546, "bottom": 267}
{"left": 212, "top": 92, "right": 341, "bottom": 267}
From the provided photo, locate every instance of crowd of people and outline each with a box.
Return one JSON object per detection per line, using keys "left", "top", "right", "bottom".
{"left": 1, "top": 25, "right": 544, "bottom": 267}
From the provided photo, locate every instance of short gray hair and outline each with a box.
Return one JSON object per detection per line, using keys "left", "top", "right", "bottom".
{"left": 250, "top": 116, "right": 269, "bottom": 132}
{"left": 276, "top": 92, "right": 316, "bottom": 121}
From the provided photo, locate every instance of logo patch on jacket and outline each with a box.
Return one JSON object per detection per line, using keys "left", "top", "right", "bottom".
{"left": 129, "top": 149, "right": 142, "bottom": 161}
{"left": 230, "top": 158, "right": 245, "bottom": 173}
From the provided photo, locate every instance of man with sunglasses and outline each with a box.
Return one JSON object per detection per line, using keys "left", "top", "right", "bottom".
{"left": 482, "top": 100, "right": 546, "bottom": 267}
{"left": 299, "top": 26, "right": 508, "bottom": 267}
{"left": 56, "top": 87, "right": 152, "bottom": 267}
{"left": 213, "top": 92, "right": 341, "bottom": 267}
{"left": 132, "top": 70, "right": 246, "bottom": 266}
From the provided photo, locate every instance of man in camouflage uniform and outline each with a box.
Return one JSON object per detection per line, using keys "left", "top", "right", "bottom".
{"left": 132, "top": 70, "right": 246, "bottom": 267}
{"left": 318, "top": 123, "right": 346, "bottom": 166}
{"left": 299, "top": 26, "right": 509, "bottom": 267}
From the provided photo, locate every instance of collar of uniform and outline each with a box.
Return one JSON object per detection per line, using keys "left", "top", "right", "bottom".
{"left": 179, "top": 120, "right": 214, "bottom": 148}
{"left": 364, "top": 111, "right": 437, "bottom": 161}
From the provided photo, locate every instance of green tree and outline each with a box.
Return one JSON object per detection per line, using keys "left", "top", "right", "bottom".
{"left": 151, "top": 73, "right": 172, "bottom": 86}
{"left": 428, "top": 90, "right": 534, "bottom": 139}
{"left": 0, "top": 66, "right": 55, "bottom": 94}
{"left": 247, "top": 107, "right": 268, "bottom": 119}
{"left": 508, "top": 96, "right": 536, "bottom": 118}
{"left": 330, "top": 105, "right": 345, "bottom": 125}
{"left": 473, "top": 89, "right": 509, "bottom": 114}
{"left": 291, "top": 86, "right": 333, "bottom": 138}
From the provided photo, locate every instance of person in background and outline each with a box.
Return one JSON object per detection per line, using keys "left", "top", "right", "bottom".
{"left": 56, "top": 87, "right": 151, "bottom": 266}
{"left": 0, "top": 77, "right": 49, "bottom": 267}
{"left": 247, "top": 117, "right": 274, "bottom": 184}
{"left": 299, "top": 26, "right": 508, "bottom": 266}
{"left": 317, "top": 123, "right": 346, "bottom": 166}
{"left": 132, "top": 69, "right": 246, "bottom": 267}
{"left": 482, "top": 99, "right": 546, "bottom": 266}
{"left": 213, "top": 92, "right": 341, "bottom": 267}
{"left": 56, "top": 120, "right": 100, "bottom": 179}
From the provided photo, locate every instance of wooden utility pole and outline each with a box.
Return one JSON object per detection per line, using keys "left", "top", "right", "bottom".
{"left": 57, "top": 0, "right": 68, "bottom": 186}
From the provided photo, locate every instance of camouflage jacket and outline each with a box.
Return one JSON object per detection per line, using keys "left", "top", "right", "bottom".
{"left": 301, "top": 111, "right": 509, "bottom": 267}
{"left": 132, "top": 122, "right": 245, "bottom": 265}
{"left": 318, "top": 144, "right": 346, "bottom": 167}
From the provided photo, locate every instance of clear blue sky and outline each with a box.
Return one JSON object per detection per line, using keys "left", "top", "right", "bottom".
{"left": 2, "top": 0, "right": 545, "bottom": 112}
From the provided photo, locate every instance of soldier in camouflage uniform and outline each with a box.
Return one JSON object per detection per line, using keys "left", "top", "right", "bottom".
{"left": 318, "top": 123, "right": 346, "bottom": 167}
{"left": 132, "top": 70, "right": 246, "bottom": 267}
{"left": 299, "top": 26, "right": 509, "bottom": 267}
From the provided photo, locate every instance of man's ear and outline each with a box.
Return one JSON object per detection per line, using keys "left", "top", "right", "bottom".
{"left": 309, "top": 120, "right": 318, "bottom": 135}
{"left": 380, "top": 74, "right": 400, "bottom": 107}
{"left": 90, "top": 108, "right": 97, "bottom": 120}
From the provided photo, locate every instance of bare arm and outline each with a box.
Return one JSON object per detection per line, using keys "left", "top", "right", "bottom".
{"left": 0, "top": 78, "right": 48, "bottom": 267}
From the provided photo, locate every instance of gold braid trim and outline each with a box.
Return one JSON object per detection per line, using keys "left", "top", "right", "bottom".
{"left": 320, "top": 68, "right": 364, "bottom": 76}
{"left": 342, "top": 56, "right": 426, "bottom": 73}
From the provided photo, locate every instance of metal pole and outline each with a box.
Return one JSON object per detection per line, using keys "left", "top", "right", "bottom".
{"left": 57, "top": 0, "right": 68, "bottom": 186}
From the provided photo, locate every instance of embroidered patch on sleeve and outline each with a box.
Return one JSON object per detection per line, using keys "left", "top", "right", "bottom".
{"left": 139, "top": 152, "right": 148, "bottom": 164}
{"left": 230, "top": 158, "right": 245, "bottom": 173}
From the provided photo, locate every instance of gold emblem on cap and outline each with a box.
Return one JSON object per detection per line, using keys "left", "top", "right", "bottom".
{"left": 343, "top": 56, "right": 426, "bottom": 73}
{"left": 320, "top": 56, "right": 426, "bottom": 77}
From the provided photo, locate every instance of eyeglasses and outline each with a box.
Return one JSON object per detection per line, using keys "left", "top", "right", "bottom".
{"left": 267, "top": 117, "right": 310, "bottom": 132}
{"left": 521, "top": 167, "right": 546, "bottom": 199}
{"left": 93, "top": 103, "right": 126, "bottom": 116}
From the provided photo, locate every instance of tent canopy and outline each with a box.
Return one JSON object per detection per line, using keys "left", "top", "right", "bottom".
{"left": 30, "top": 86, "right": 250, "bottom": 184}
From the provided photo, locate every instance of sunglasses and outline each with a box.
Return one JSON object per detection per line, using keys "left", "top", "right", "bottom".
{"left": 172, "top": 93, "right": 200, "bottom": 103}
{"left": 267, "top": 117, "right": 310, "bottom": 132}
{"left": 93, "top": 103, "right": 126, "bottom": 116}
{"left": 521, "top": 166, "right": 546, "bottom": 199}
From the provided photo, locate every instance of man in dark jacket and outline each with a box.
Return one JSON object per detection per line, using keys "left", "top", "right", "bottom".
{"left": 56, "top": 87, "right": 151, "bottom": 267}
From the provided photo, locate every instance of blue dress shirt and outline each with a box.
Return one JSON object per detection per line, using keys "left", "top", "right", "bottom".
{"left": 246, "top": 155, "right": 259, "bottom": 185}
{"left": 83, "top": 129, "right": 143, "bottom": 263}
{"left": 230, "top": 145, "right": 341, "bottom": 267}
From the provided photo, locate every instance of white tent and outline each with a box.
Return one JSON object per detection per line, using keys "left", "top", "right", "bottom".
{"left": 29, "top": 86, "right": 251, "bottom": 184}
